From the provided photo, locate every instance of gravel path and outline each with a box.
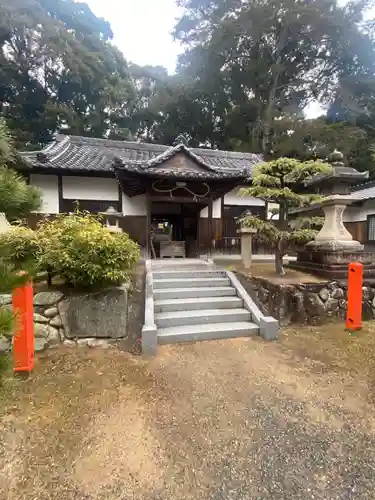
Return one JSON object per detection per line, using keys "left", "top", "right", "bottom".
{"left": 1, "top": 323, "right": 375, "bottom": 499}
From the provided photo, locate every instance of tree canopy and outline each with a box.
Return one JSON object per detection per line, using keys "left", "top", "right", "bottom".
{"left": 1, "top": 0, "right": 375, "bottom": 176}
{"left": 239, "top": 157, "right": 330, "bottom": 275}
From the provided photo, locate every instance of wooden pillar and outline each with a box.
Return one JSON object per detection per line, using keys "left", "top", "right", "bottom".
{"left": 146, "top": 188, "right": 151, "bottom": 259}
{"left": 208, "top": 194, "right": 213, "bottom": 259}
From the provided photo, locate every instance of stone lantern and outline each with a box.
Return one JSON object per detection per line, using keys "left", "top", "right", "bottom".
{"left": 237, "top": 226, "right": 257, "bottom": 269}
{"left": 290, "top": 150, "right": 375, "bottom": 279}
{"left": 100, "top": 206, "right": 123, "bottom": 233}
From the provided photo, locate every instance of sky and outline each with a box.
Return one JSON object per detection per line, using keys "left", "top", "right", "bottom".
{"left": 87, "top": 0, "right": 182, "bottom": 73}
{"left": 86, "top": 0, "right": 373, "bottom": 119}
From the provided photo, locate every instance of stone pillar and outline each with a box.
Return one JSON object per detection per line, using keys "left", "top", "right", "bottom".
{"left": 306, "top": 195, "right": 362, "bottom": 252}
{"left": 238, "top": 227, "right": 257, "bottom": 269}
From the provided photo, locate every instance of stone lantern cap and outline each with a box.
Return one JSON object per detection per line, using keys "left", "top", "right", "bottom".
{"left": 305, "top": 149, "right": 368, "bottom": 189}
{"left": 237, "top": 227, "right": 257, "bottom": 235}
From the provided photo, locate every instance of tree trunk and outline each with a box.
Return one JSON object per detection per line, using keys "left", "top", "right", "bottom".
{"left": 275, "top": 248, "right": 285, "bottom": 276}
{"left": 274, "top": 198, "right": 287, "bottom": 275}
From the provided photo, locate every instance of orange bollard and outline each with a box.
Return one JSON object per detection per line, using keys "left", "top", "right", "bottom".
{"left": 12, "top": 279, "right": 34, "bottom": 373}
{"left": 346, "top": 262, "right": 363, "bottom": 331}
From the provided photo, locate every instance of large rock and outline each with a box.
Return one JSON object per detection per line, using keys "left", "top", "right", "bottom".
{"left": 44, "top": 307, "right": 58, "bottom": 318}
{"left": 33, "top": 291, "right": 64, "bottom": 307}
{"left": 49, "top": 316, "right": 62, "bottom": 328}
{"left": 325, "top": 298, "right": 339, "bottom": 311}
{"left": 46, "top": 326, "right": 60, "bottom": 345}
{"left": 0, "top": 336, "right": 11, "bottom": 353}
{"left": 33, "top": 313, "right": 49, "bottom": 324}
{"left": 34, "top": 323, "right": 60, "bottom": 345}
{"left": 59, "top": 285, "right": 128, "bottom": 339}
{"left": 304, "top": 293, "right": 326, "bottom": 321}
{"left": 332, "top": 287, "right": 344, "bottom": 299}
{"left": 318, "top": 288, "right": 330, "bottom": 301}
{"left": 34, "top": 323, "right": 49, "bottom": 338}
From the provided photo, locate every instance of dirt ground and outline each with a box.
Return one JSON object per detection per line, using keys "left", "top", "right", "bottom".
{"left": 226, "top": 261, "right": 325, "bottom": 285}
{"left": 1, "top": 322, "right": 375, "bottom": 500}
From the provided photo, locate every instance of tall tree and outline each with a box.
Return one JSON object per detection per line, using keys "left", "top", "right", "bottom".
{"left": 0, "top": 0, "right": 136, "bottom": 148}
{"left": 173, "top": 0, "right": 375, "bottom": 154}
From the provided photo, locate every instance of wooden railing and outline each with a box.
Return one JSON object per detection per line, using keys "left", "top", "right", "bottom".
{"left": 201, "top": 237, "right": 273, "bottom": 255}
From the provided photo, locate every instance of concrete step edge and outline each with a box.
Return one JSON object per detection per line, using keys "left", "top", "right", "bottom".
{"left": 157, "top": 321, "right": 259, "bottom": 344}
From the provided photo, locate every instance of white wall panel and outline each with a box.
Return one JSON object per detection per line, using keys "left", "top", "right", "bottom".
{"left": 29, "top": 174, "right": 59, "bottom": 214}
{"left": 200, "top": 199, "right": 222, "bottom": 218}
{"left": 122, "top": 193, "right": 147, "bottom": 216}
{"left": 62, "top": 176, "right": 119, "bottom": 201}
{"left": 224, "top": 187, "right": 265, "bottom": 207}
{"left": 344, "top": 200, "right": 375, "bottom": 222}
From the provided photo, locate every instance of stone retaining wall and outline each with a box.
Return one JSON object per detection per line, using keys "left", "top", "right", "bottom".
{"left": 235, "top": 272, "right": 375, "bottom": 326}
{"left": 0, "top": 285, "right": 130, "bottom": 353}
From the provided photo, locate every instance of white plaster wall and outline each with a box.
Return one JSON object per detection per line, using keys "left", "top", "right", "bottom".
{"left": 344, "top": 200, "right": 375, "bottom": 223}
{"left": 224, "top": 187, "right": 265, "bottom": 207}
{"left": 200, "top": 187, "right": 266, "bottom": 219}
{"left": 122, "top": 193, "right": 147, "bottom": 216}
{"left": 200, "top": 199, "right": 222, "bottom": 219}
{"left": 62, "top": 176, "right": 119, "bottom": 201}
{"left": 29, "top": 174, "right": 59, "bottom": 214}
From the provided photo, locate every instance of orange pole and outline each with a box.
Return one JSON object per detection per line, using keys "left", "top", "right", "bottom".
{"left": 12, "top": 280, "right": 34, "bottom": 373}
{"left": 346, "top": 262, "right": 363, "bottom": 331}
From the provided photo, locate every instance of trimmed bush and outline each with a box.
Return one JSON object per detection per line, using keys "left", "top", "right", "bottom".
{"left": 0, "top": 226, "right": 39, "bottom": 268}
{"left": 37, "top": 212, "right": 140, "bottom": 287}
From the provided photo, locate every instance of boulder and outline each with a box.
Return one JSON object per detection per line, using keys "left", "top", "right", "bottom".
{"left": 33, "top": 291, "right": 64, "bottom": 307}
{"left": 34, "top": 323, "right": 49, "bottom": 338}
{"left": 33, "top": 313, "right": 49, "bottom": 324}
{"left": 87, "top": 338, "right": 111, "bottom": 348}
{"left": 325, "top": 298, "right": 339, "bottom": 311}
{"left": 46, "top": 326, "right": 60, "bottom": 345}
{"left": 304, "top": 293, "right": 326, "bottom": 320}
{"left": 63, "top": 339, "right": 76, "bottom": 347}
{"left": 332, "top": 287, "right": 344, "bottom": 299}
{"left": 59, "top": 285, "right": 128, "bottom": 339}
{"left": 362, "top": 287, "right": 370, "bottom": 300}
{"left": 49, "top": 316, "right": 62, "bottom": 328}
{"left": 44, "top": 307, "right": 58, "bottom": 318}
{"left": 318, "top": 288, "right": 330, "bottom": 301}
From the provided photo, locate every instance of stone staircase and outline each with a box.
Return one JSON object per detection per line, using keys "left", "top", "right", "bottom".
{"left": 152, "top": 266, "right": 259, "bottom": 345}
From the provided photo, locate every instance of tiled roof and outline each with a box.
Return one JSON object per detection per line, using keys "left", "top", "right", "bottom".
{"left": 351, "top": 181, "right": 375, "bottom": 201}
{"left": 20, "top": 135, "right": 262, "bottom": 179}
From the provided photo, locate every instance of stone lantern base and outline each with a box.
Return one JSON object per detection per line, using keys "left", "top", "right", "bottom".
{"left": 289, "top": 195, "right": 375, "bottom": 279}
{"left": 289, "top": 248, "right": 375, "bottom": 279}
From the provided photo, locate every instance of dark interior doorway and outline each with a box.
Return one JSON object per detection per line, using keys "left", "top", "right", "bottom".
{"left": 150, "top": 202, "right": 202, "bottom": 258}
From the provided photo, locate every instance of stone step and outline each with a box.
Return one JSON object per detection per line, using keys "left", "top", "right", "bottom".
{"left": 153, "top": 277, "right": 230, "bottom": 289}
{"left": 153, "top": 269, "right": 225, "bottom": 280}
{"left": 158, "top": 321, "right": 259, "bottom": 345}
{"left": 155, "top": 308, "right": 251, "bottom": 328}
{"left": 154, "top": 286, "right": 236, "bottom": 300}
{"left": 154, "top": 296, "right": 243, "bottom": 313}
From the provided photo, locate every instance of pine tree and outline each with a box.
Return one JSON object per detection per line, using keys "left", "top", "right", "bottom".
{"left": 0, "top": 119, "right": 41, "bottom": 340}
{"left": 240, "top": 158, "right": 330, "bottom": 275}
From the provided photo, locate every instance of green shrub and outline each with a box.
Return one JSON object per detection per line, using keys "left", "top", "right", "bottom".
{"left": 0, "top": 167, "right": 41, "bottom": 221}
{"left": 37, "top": 212, "right": 140, "bottom": 287}
{"left": 0, "top": 226, "right": 39, "bottom": 268}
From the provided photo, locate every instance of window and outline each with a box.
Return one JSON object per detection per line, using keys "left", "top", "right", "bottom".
{"left": 367, "top": 215, "right": 375, "bottom": 241}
